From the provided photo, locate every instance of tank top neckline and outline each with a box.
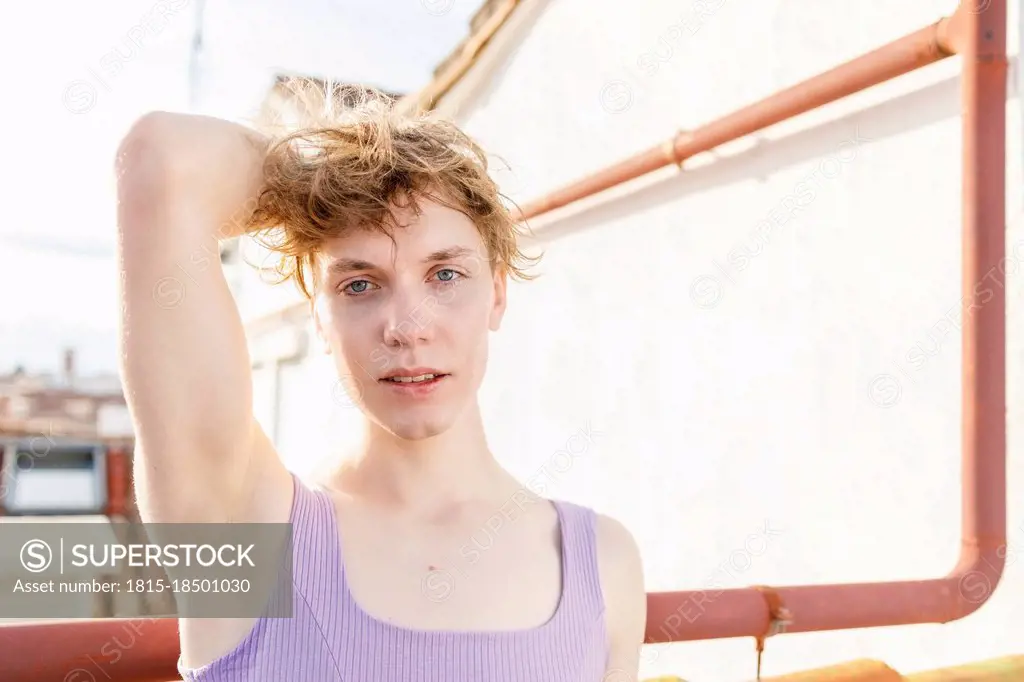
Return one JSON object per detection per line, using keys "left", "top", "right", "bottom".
{"left": 311, "top": 484, "right": 573, "bottom": 640}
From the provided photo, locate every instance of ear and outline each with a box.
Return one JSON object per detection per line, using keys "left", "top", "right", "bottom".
{"left": 489, "top": 267, "right": 508, "bottom": 332}
{"left": 311, "top": 296, "right": 332, "bottom": 355}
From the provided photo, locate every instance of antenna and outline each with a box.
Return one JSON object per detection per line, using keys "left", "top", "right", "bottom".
{"left": 188, "top": 0, "right": 208, "bottom": 112}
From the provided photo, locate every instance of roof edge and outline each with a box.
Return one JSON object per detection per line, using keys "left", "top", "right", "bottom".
{"left": 394, "top": 0, "right": 527, "bottom": 116}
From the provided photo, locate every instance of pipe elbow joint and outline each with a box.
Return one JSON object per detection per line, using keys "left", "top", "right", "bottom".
{"left": 945, "top": 542, "right": 1007, "bottom": 621}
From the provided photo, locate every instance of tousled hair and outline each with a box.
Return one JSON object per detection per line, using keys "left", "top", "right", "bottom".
{"left": 243, "top": 79, "right": 541, "bottom": 299}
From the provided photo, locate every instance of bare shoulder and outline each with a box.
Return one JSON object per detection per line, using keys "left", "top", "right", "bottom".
{"left": 596, "top": 512, "right": 645, "bottom": 588}
{"left": 595, "top": 512, "right": 647, "bottom": 640}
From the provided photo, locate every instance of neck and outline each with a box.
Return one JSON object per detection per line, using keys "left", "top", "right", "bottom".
{"left": 330, "top": 402, "right": 514, "bottom": 511}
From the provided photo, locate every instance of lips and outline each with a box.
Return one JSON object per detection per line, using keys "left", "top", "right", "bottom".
{"left": 379, "top": 367, "right": 449, "bottom": 383}
{"left": 381, "top": 373, "right": 446, "bottom": 384}
{"left": 378, "top": 372, "right": 450, "bottom": 396}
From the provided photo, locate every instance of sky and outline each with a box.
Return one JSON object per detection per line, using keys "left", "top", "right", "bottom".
{"left": 0, "top": 0, "right": 484, "bottom": 375}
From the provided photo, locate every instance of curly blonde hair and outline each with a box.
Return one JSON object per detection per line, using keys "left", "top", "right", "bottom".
{"left": 243, "top": 79, "right": 540, "bottom": 299}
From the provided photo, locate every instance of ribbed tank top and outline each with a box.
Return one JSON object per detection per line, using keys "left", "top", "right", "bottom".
{"left": 178, "top": 474, "right": 609, "bottom": 681}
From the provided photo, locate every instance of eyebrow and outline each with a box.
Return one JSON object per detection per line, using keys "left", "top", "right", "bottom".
{"left": 422, "top": 246, "right": 475, "bottom": 263}
{"left": 325, "top": 246, "right": 476, "bottom": 278}
{"left": 325, "top": 258, "right": 378, "bottom": 278}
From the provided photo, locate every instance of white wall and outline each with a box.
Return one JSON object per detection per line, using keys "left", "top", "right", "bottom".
{"left": 233, "top": 0, "right": 1024, "bottom": 677}
{"left": 443, "top": 0, "right": 1024, "bottom": 678}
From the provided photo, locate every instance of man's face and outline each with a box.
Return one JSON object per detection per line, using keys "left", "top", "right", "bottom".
{"left": 312, "top": 194, "right": 507, "bottom": 440}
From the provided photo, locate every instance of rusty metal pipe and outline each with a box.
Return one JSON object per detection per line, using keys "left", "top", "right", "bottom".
{"left": 0, "top": 3, "right": 1008, "bottom": 680}
{"left": 515, "top": 10, "right": 962, "bottom": 222}
{"left": 0, "top": 618, "right": 181, "bottom": 682}
{"left": 647, "top": 0, "right": 1008, "bottom": 643}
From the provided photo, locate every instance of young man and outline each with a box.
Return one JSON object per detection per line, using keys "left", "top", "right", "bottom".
{"left": 115, "top": 88, "right": 646, "bottom": 681}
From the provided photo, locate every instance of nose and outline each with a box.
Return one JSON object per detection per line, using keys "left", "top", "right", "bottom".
{"left": 382, "top": 286, "right": 438, "bottom": 348}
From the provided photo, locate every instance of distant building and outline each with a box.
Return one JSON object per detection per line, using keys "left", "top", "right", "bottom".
{"left": 0, "top": 349, "right": 131, "bottom": 440}
{"left": 0, "top": 351, "right": 158, "bottom": 619}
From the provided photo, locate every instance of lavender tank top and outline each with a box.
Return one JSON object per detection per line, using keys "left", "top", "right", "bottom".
{"left": 178, "top": 474, "right": 609, "bottom": 681}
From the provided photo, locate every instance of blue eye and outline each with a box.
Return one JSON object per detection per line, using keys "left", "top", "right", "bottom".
{"left": 343, "top": 279, "right": 374, "bottom": 295}
{"left": 436, "top": 269, "right": 460, "bottom": 283}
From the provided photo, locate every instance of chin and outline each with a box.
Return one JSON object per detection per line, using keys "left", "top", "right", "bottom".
{"left": 387, "top": 419, "right": 448, "bottom": 440}
{"left": 387, "top": 418, "right": 450, "bottom": 441}
{"left": 364, "top": 401, "right": 458, "bottom": 441}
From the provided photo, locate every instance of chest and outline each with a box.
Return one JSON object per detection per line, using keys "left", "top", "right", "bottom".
{"left": 334, "top": 499, "right": 565, "bottom": 631}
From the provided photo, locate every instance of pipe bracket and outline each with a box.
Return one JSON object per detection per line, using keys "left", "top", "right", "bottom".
{"left": 664, "top": 129, "right": 692, "bottom": 169}
{"left": 751, "top": 585, "right": 793, "bottom": 679}
{"left": 752, "top": 584, "right": 793, "bottom": 638}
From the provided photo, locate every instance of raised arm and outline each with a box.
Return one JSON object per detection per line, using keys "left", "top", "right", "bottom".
{"left": 114, "top": 112, "right": 293, "bottom": 526}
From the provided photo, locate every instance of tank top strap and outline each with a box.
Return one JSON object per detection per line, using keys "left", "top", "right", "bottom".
{"left": 552, "top": 499, "right": 606, "bottom": 620}
{"left": 285, "top": 472, "right": 344, "bottom": 614}
{"left": 288, "top": 471, "right": 338, "bottom": 545}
